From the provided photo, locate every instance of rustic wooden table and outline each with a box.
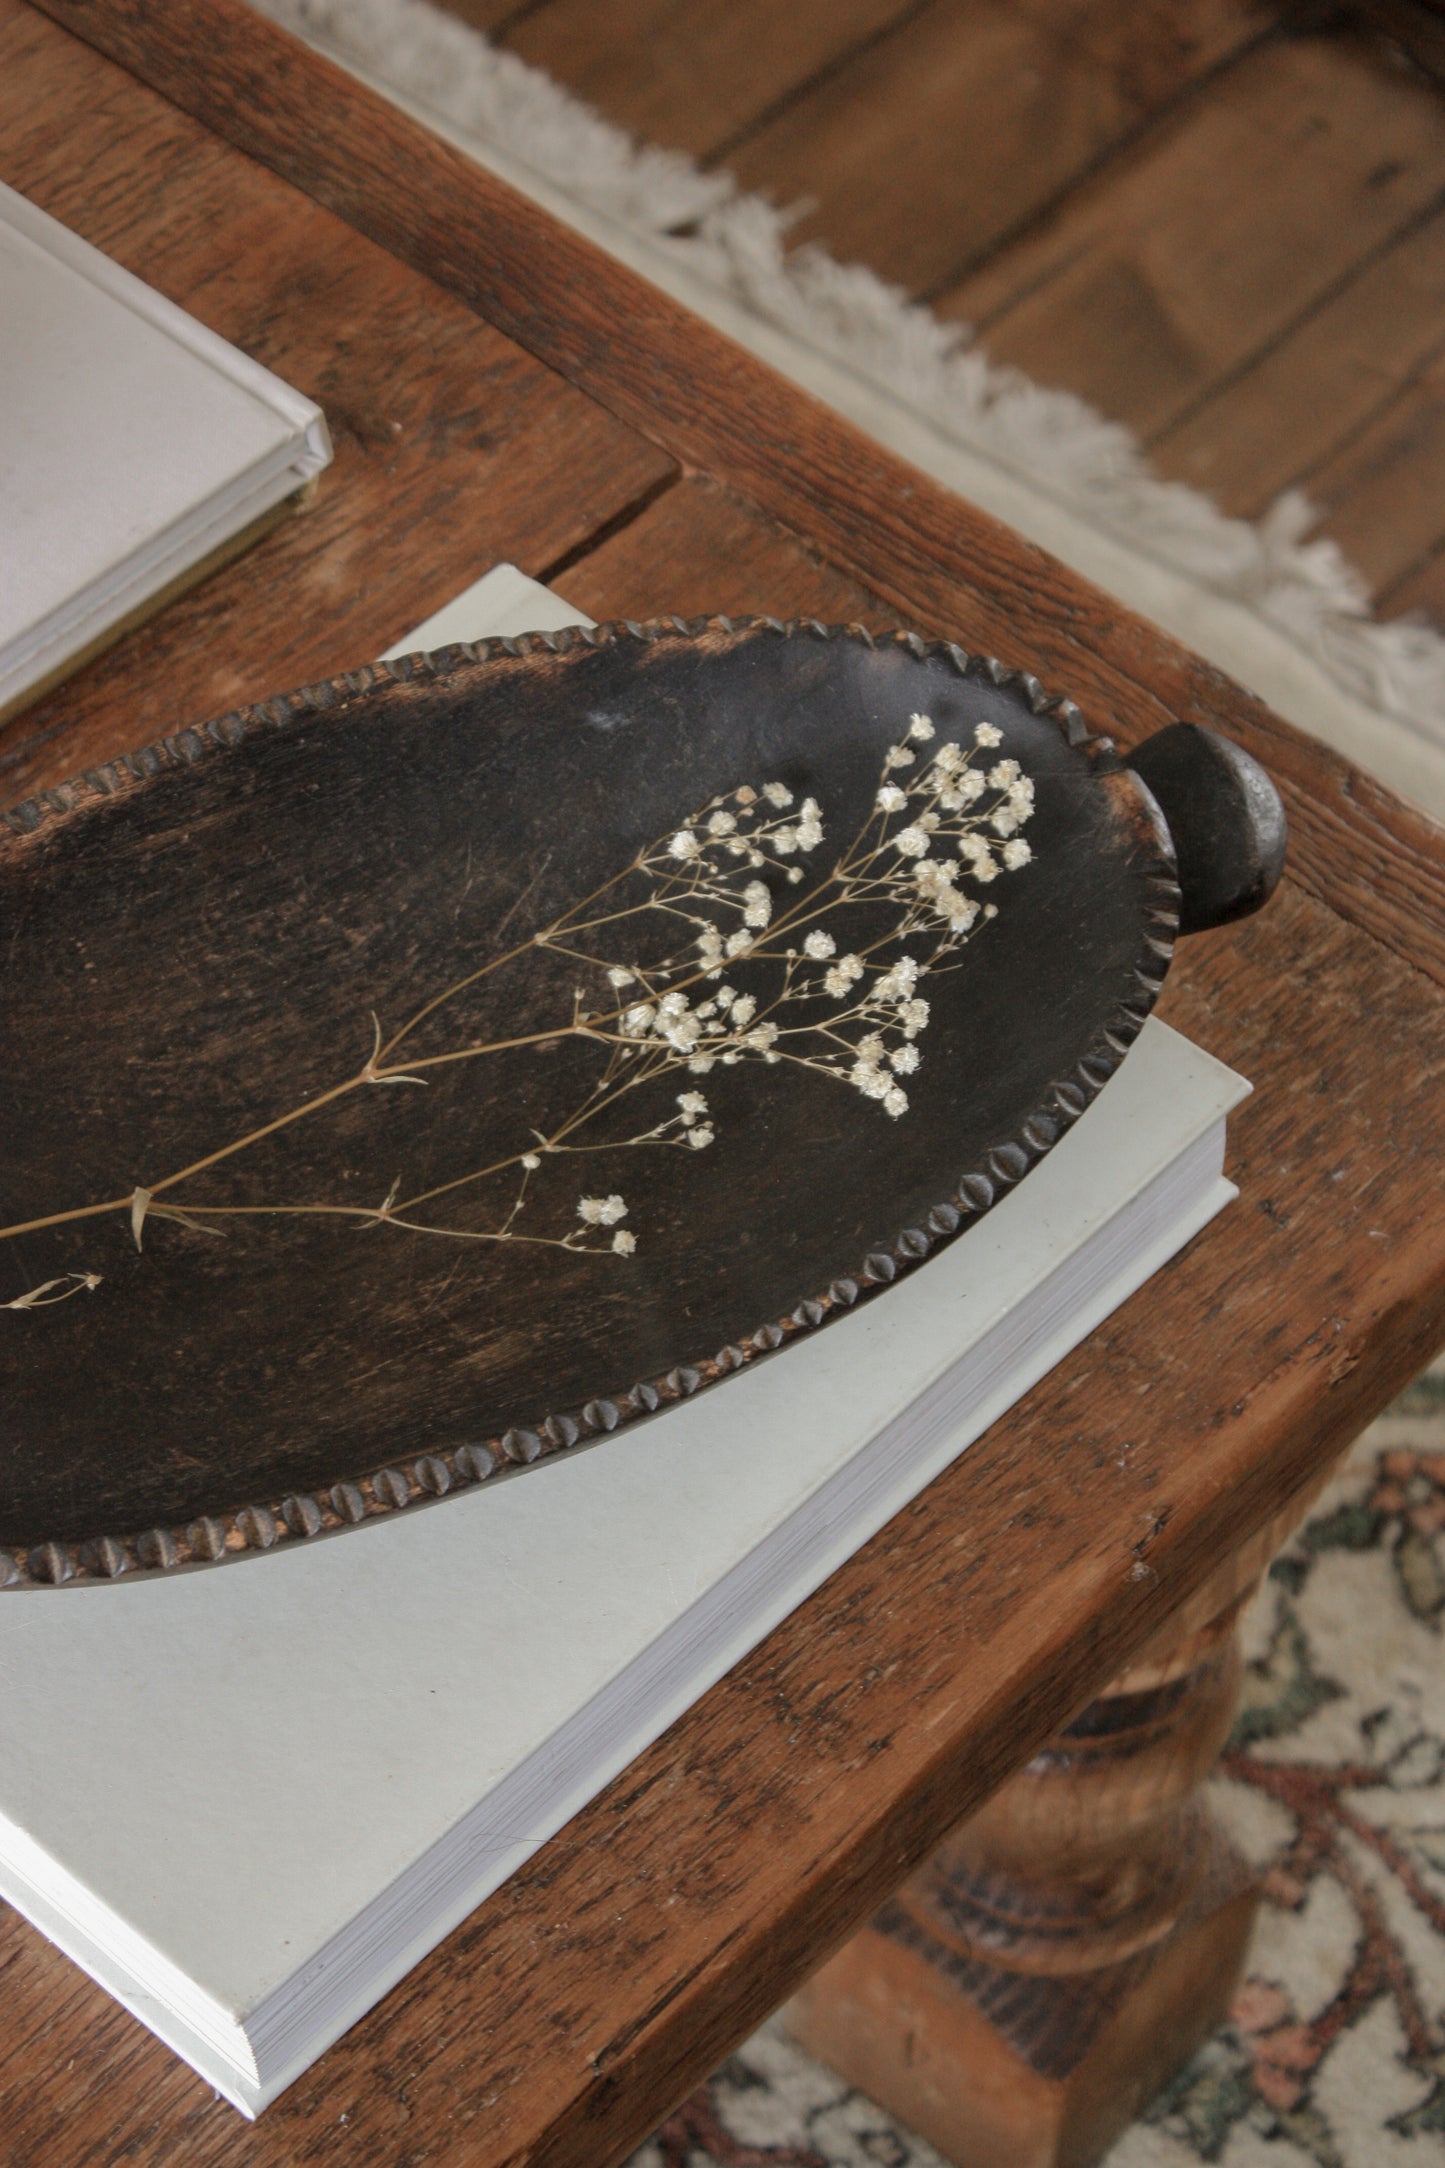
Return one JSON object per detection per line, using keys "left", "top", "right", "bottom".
{"left": 3, "top": 4, "right": 1445, "bottom": 2164}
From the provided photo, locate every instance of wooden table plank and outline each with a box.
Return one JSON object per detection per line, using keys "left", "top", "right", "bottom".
{"left": 29, "top": 0, "right": 1445, "bottom": 998}
{"left": 554, "top": 473, "right": 896, "bottom": 626}
{"left": 442, "top": 0, "right": 541, "bottom": 31}
{"left": 3, "top": 9, "right": 1445, "bottom": 2163}
{"left": 0, "top": 3, "right": 675, "bottom": 800}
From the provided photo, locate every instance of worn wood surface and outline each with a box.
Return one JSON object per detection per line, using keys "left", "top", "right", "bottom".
{"left": 721, "top": 0, "right": 1265, "bottom": 299}
{"left": 440, "top": 0, "right": 542, "bottom": 31}
{"left": 1149, "top": 198, "right": 1445, "bottom": 521}
{"left": 502, "top": 0, "right": 918, "bottom": 162}
{"left": 2, "top": 5, "right": 1444, "bottom": 2163}
{"left": 1385, "top": 530, "right": 1445, "bottom": 622}
{"left": 554, "top": 474, "right": 897, "bottom": 630}
{"left": 472, "top": 0, "right": 1445, "bottom": 629}
{"left": 1301, "top": 347, "right": 1445, "bottom": 598}
{"left": 936, "top": 34, "right": 1445, "bottom": 436}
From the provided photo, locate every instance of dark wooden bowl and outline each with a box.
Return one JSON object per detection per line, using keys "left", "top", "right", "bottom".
{"left": 0, "top": 618, "right": 1284, "bottom": 1585}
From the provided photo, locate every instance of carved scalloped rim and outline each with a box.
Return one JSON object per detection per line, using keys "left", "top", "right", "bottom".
{"left": 0, "top": 617, "right": 1179, "bottom": 1587}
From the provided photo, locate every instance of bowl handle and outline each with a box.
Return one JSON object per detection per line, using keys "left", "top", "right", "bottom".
{"left": 1126, "top": 723, "right": 1287, "bottom": 935}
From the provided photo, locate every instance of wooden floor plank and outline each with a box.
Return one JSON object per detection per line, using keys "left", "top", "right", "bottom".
{"left": 934, "top": 32, "right": 1445, "bottom": 441}
{"left": 1300, "top": 348, "right": 1445, "bottom": 595}
{"left": 442, "top": 0, "right": 538, "bottom": 32}
{"left": 716, "top": 0, "right": 1263, "bottom": 299}
{"left": 1382, "top": 536, "right": 1445, "bottom": 622}
{"left": 499, "top": 0, "right": 918, "bottom": 162}
{"left": 0, "top": 5, "right": 675, "bottom": 799}
{"left": 1148, "top": 197, "right": 1445, "bottom": 518}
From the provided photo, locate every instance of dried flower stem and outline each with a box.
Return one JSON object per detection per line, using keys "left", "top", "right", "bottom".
{"left": 1, "top": 718, "right": 1036, "bottom": 1284}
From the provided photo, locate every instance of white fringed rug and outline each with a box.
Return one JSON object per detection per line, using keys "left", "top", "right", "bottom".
{"left": 240, "top": 11, "right": 1445, "bottom": 2161}
{"left": 252, "top": 0, "right": 1445, "bottom": 823}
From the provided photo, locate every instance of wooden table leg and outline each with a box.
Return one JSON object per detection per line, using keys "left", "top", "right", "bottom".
{"left": 788, "top": 1608, "right": 1251, "bottom": 2166}
{"left": 786, "top": 1495, "right": 1331, "bottom": 2168}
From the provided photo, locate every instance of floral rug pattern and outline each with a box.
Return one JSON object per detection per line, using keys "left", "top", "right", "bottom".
{"left": 631, "top": 1363, "right": 1445, "bottom": 2168}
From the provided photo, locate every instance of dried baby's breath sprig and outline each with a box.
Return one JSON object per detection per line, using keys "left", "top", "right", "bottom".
{"left": 3, "top": 1271, "right": 103, "bottom": 1311}
{"left": 1, "top": 716, "right": 1037, "bottom": 1291}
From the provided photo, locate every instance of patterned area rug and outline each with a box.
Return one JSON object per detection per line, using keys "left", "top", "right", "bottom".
{"left": 631, "top": 1363, "right": 1445, "bottom": 2168}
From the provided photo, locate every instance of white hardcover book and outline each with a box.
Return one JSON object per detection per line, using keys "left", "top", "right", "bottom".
{"left": 0, "top": 183, "right": 332, "bottom": 717}
{"left": 0, "top": 573, "right": 1251, "bottom": 2116}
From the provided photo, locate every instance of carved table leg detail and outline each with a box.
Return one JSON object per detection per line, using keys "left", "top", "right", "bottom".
{"left": 787, "top": 1602, "right": 1260, "bottom": 2168}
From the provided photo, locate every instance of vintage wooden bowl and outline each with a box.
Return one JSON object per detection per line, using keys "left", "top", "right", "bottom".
{"left": 0, "top": 618, "right": 1284, "bottom": 1585}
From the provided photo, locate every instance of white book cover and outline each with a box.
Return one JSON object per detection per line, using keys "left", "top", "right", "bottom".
{"left": 0, "top": 183, "right": 332, "bottom": 715}
{"left": 0, "top": 573, "right": 1251, "bottom": 2116}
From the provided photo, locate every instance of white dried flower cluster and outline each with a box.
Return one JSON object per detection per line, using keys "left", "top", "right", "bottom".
{"left": 676, "top": 1089, "right": 715, "bottom": 1150}
{"left": 874, "top": 955, "right": 923, "bottom": 1004}
{"left": 610, "top": 975, "right": 787, "bottom": 1079}
{"left": 567, "top": 1193, "right": 637, "bottom": 1256}
{"left": 648, "top": 782, "right": 824, "bottom": 896}
{"left": 732, "top": 718, "right": 1036, "bottom": 1119}
{"left": 577, "top": 719, "right": 1036, "bottom": 1149}
{"left": 823, "top": 953, "right": 865, "bottom": 998}
{"left": 577, "top": 1193, "right": 628, "bottom": 1226}
{"left": 872, "top": 716, "right": 1036, "bottom": 927}
{"left": 914, "top": 858, "right": 980, "bottom": 931}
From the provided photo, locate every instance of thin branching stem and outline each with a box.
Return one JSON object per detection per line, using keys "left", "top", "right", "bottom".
{"left": 374, "top": 854, "right": 646, "bottom": 1062}
{"left": 1, "top": 720, "right": 1036, "bottom": 1282}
